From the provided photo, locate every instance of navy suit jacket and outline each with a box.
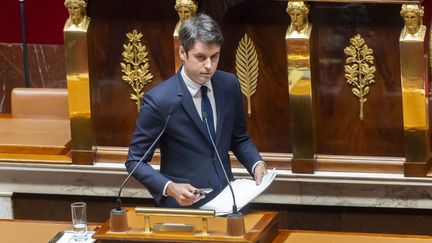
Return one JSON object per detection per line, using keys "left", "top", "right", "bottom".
{"left": 126, "top": 70, "right": 262, "bottom": 208}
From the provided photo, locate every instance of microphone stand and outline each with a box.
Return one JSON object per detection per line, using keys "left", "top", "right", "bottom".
{"left": 19, "top": 0, "right": 30, "bottom": 87}
{"left": 110, "top": 108, "right": 174, "bottom": 232}
{"left": 203, "top": 114, "right": 245, "bottom": 236}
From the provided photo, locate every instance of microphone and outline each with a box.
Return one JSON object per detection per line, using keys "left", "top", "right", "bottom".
{"left": 110, "top": 105, "right": 176, "bottom": 232}
{"left": 202, "top": 112, "right": 239, "bottom": 215}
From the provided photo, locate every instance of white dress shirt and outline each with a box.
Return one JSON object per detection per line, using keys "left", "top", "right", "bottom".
{"left": 181, "top": 67, "right": 217, "bottom": 130}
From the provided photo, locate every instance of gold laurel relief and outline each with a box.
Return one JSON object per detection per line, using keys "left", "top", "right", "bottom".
{"left": 235, "top": 33, "right": 259, "bottom": 118}
{"left": 344, "top": 34, "right": 376, "bottom": 121}
{"left": 121, "top": 30, "right": 153, "bottom": 112}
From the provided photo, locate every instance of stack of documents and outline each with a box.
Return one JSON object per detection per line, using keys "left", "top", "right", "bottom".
{"left": 200, "top": 169, "right": 277, "bottom": 215}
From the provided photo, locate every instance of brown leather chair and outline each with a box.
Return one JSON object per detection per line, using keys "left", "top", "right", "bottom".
{"left": 11, "top": 88, "right": 69, "bottom": 120}
{"left": 1, "top": 88, "right": 71, "bottom": 158}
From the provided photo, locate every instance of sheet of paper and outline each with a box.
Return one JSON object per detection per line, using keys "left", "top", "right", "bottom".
{"left": 200, "top": 168, "right": 277, "bottom": 215}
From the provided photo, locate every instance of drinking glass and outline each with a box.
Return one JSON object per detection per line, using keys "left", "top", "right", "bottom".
{"left": 71, "top": 202, "right": 87, "bottom": 241}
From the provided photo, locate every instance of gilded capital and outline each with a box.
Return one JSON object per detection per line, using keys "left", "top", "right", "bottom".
{"left": 175, "top": 0, "right": 198, "bottom": 24}
{"left": 400, "top": 4, "right": 425, "bottom": 38}
{"left": 64, "top": 0, "right": 89, "bottom": 30}
{"left": 286, "top": 1, "right": 309, "bottom": 35}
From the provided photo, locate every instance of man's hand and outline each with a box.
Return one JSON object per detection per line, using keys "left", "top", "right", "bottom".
{"left": 254, "top": 162, "right": 268, "bottom": 186}
{"left": 166, "top": 182, "right": 204, "bottom": 206}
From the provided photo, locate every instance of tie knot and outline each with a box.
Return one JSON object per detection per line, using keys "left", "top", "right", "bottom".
{"left": 201, "top": 85, "right": 208, "bottom": 96}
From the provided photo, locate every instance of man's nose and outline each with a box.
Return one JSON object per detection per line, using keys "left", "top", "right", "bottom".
{"left": 204, "top": 58, "right": 212, "bottom": 69}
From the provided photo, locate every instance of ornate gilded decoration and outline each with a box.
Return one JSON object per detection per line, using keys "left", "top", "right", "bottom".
{"left": 173, "top": 0, "right": 198, "bottom": 71}
{"left": 399, "top": 7, "right": 429, "bottom": 165}
{"left": 64, "top": 0, "right": 89, "bottom": 31}
{"left": 400, "top": 4, "right": 425, "bottom": 39}
{"left": 175, "top": 0, "right": 198, "bottom": 25}
{"left": 64, "top": 0, "right": 92, "bottom": 163}
{"left": 285, "top": 1, "right": 315, "bottom": 170}
{"left": 344, "top": 34, "right": 376, "bottom": 121}
{"left": 286, "top": 1, "right": 310, "bottom": 36}
{"left": 121, "top": 30, "right": 153, "bottom": 112}
{"left": 235, "top": 33, "right": 259, "bottom": 118}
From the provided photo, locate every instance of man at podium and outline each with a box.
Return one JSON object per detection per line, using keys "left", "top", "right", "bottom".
{"left": 126, "top": 13, "right": 267, "bottom": 208}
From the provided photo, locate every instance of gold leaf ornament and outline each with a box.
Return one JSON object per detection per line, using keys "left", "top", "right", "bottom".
{"left": 235, "top": 33, "right": 259, "bottom": 118}
{"left": 344, "top": 34, "right": 376, "bottom": 121}
{"left": 121, "top": 29, "right": 153, "bottom": 112}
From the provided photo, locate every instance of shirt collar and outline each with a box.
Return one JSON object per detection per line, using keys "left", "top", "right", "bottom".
{"left": 181, "top": 67, "right": 212, "bottom": 98}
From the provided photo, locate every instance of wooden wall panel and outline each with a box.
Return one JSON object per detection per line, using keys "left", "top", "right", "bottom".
{"left": 220, "top": 1, "right": 292, "bottom": 153}
{"left": 87, "top": 0, "right": 416, "bottom": 158}
{"left": 88, "top": 0, "right": 177, "bottom": 146}
{"left": 311, "top": 3, "right": 405, "bottom": 157}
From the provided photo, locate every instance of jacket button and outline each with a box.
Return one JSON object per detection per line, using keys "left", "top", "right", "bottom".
{"left": 209, "top": 179, "right": 214, "bottom": 186}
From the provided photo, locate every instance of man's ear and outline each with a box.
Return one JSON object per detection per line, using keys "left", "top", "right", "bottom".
{"left": 179, "top": 46, "right": 187, "bottom": 61}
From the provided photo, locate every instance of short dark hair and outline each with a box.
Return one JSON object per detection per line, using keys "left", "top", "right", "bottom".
{"left": 179, "top": 13, "right": 224, "bottom": 54}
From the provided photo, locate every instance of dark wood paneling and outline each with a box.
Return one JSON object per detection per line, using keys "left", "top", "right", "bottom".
{"left": 88, "top": 0, "right": 409, "bottom": 157}
{"left": 88, "top": 0, "right": 178, "bottom": 146}
{"left": 220, "top": 1, "right": 292, "bottom": 153}
{"left": 311, "top": 3, "right": 404, "bottom": 156}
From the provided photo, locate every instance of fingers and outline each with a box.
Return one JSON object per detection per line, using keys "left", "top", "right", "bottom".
{"left": 255, "top": 164, "right": 268, "bottom": 186}
{"left": 168, "top": 183, "right": 204, "bottom": 206}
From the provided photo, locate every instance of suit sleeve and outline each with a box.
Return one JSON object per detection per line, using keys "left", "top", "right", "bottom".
{"left": 125, "top": 92, "right": 170, "bottom": 197}
{"left": 229, "top": 76, "right": 263, "bottom": 175}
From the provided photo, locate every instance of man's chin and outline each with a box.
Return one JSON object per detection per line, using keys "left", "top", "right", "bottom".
{"left": 200, "top": 74, "right": 212, "bottom": 80}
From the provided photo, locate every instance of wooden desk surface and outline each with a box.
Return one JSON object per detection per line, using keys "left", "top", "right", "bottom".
{"left": 0, "top": 117, "right": 72, "bottom": 162}
{"left": 273, "top": 230, "right": 432, "bottom": 243}
{"left": 0, "top": 219, "right": 73, "bottom": 243}
{"left": 0, "top": 219, "right": 100, "bottom": 243}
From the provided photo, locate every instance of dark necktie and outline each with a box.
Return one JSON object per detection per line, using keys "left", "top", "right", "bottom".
{"left": 201, "top": 85, "right": 216, "bottom": 140}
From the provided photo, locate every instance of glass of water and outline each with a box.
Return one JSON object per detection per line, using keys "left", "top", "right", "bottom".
{"left": 71, "top": 202, "right": 87, "bottom": 241}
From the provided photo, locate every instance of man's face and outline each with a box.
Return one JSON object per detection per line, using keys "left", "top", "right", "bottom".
{"left": 179, "top": 41, "right": 220, "bottom": 85}
{"left": 290, "top": 9, "right": 306, "bottom": 31}
{"left": 403, "top": 11, "right": 420, "bottom": 34}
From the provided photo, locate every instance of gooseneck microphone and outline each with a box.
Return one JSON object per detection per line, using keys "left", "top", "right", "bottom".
{"left": 202, "top": 112, "right": 240, "bottom": 215}
{"left": 110, "top": 105, "right": 177, "bottom": 232}
{"left": 116, "top": 106, "right": 175, "bottom": 210}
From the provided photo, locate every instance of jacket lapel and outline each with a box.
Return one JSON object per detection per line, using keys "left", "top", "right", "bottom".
{"left": 175, "top": 71, "right": 213, "bottom": 144}
{"left": 212, "top": 74, "right": 225, "bottom": 146}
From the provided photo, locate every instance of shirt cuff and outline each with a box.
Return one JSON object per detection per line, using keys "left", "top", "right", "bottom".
{"left": 162, "top": 181, "right": 172, "bottom": 197}
{"left": 252, "top": 160, "right": 266, "bottom": 175}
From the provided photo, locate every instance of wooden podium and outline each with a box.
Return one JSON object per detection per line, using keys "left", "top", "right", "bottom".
{"left": 93, "top": 208, "right": 279, "bottom": 242}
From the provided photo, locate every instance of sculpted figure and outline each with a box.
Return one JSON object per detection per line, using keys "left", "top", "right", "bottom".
{"left": 286, "top": 1, "right": 309, "bottom": 34}
{"left": 175, "top": 0, "right": 198, "bottom": 24}
{"left": 400, "top": 4, "right": 425, "bottom": 37}
{"left": 64, "top": 0, "right": 89, "bottom": 30}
